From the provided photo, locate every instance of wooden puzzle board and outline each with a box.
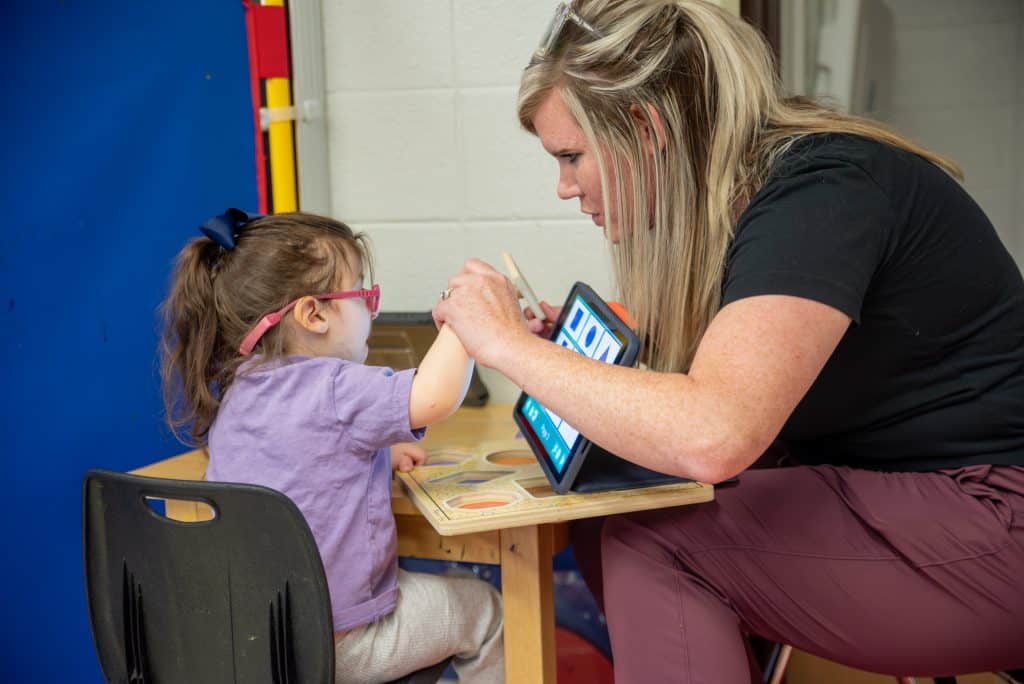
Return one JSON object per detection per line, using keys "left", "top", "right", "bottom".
{"left": 398, "top": 438, "right": 714, "bottom": 535}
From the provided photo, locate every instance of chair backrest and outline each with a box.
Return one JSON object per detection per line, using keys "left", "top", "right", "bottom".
{"left": 83, "top": 469, "right": 334, "bottom": 684}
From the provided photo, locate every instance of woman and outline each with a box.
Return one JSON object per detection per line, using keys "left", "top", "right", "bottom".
{"left": 433, "top": 1, "right": 1024, "bottom": 681}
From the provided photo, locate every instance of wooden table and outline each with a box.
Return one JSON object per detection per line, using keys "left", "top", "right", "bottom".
{"left": 134, "top": 404, "right": 713, "bottom": 683}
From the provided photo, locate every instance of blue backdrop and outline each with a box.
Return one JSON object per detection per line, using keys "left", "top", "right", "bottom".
{"left": 2, "top": 3, "right": 256, "bottom": 679}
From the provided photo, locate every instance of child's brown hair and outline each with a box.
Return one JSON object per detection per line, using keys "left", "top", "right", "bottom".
{"left": 159, "top": 211, "right": 372, "bottom": 445}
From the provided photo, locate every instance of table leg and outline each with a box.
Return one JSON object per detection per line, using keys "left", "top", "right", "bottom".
{"left": 500, "top": 524, "right": 557, "bottom": 683}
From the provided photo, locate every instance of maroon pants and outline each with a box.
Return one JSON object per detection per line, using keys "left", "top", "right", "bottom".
{"left": 572, "top": 464, "right": 1024, "bottom": 683}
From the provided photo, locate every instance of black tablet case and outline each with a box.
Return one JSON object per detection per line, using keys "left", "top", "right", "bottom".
{"left": 513, "top": 282, "right": 685, "bottom": 494}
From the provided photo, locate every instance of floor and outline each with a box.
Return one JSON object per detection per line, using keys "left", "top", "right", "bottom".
{"left": 787, "top": 650, "right": 1006, "bottom": 684}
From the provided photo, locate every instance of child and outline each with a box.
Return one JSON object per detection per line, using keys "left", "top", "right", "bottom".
{"left": 160, "top": 209, "right": 504, "bottom": 683}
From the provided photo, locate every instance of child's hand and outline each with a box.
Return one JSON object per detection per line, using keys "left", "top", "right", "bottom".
{"left": 391, "top": 442, "right": 427, "bottom": 472}
{"left": 525, "top": 300, "right": 560, "bottom": 338}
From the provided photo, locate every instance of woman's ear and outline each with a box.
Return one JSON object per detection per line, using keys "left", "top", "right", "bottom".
{"left": 629, "top": 103, "right": 667, "bottom": 153}
{"left": 291, "top": 296, "right": 330, "bottom": 335}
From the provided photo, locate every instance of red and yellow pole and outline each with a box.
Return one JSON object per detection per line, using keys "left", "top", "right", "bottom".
{"left": 244, "top": 0, "right": 298, "bottom": 213}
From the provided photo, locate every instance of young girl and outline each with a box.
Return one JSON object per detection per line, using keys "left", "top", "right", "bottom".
{"left": 160, "top": 209, "right": 504, "bottom": 684}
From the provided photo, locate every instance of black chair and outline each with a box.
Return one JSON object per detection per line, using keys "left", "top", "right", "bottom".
{"left": 83, "top": 469, "right": 451, "bottom": 684}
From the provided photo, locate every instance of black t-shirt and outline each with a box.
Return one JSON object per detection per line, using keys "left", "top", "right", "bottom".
{"left": 723, "top": 133, "right": 1024, "bottom": 471}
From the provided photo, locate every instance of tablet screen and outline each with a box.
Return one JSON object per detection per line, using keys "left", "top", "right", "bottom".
{"left": 518, "top": 293, "right": 626, "bottom": 476}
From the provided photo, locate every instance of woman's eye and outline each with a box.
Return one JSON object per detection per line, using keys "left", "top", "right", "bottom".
{"left": 560, "top": 153, "right": 580, "bottom": 165}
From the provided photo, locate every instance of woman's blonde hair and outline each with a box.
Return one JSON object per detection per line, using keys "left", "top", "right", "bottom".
{"left": 518, "top": 0, "right": 961, "bottom": 372}
{"left": 159, "top": 212, "right": 373, "bottom": 445}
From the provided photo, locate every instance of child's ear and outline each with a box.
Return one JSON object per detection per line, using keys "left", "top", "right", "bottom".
{"left": 291, "top": 296, "right": 330, "bottom": 335}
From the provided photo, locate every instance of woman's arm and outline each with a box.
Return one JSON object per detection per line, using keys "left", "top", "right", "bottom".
{"left": 434, "top": 260, "right": 850, "bottom": 483}
{"left": 408, "top": 324, "right": 474, "bottom": 429}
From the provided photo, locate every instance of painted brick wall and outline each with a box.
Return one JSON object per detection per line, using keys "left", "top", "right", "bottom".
{"left": 321, "top": 1, "right": 1022, "bottom": 400}
{"left": 1017, "top": 4, "right": 1024, "bottom": 263}
{"left": 882, "top": 0, "right": 1023, "bottom": 263}
{"left": 323, "top": 0, "right": 613, "bottom": 400}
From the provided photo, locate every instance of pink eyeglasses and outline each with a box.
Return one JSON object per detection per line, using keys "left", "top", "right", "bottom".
{"left": 239, "top": 283, "right": 381, "bottom": 355}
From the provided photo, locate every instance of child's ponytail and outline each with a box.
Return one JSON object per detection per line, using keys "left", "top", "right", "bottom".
{"left": 160, "top": 237, "right": 229, "bottom": 445}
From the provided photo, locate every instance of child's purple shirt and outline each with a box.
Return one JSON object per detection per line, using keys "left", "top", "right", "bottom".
{"left": 207, "top": 355, "right": 423, "bottom": 631}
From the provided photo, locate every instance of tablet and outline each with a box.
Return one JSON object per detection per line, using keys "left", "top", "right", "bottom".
{"left": 513, "top": 282, "right": 683, "bottom": 494}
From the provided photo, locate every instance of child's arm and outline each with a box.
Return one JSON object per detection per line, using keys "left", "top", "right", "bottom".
{"left": 408, "top": 324, "right": 474, "bottom": 429}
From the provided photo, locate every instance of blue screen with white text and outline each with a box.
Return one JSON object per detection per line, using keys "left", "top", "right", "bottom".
{"left": 520, "top": 295, "right": 623, "bottom": 474}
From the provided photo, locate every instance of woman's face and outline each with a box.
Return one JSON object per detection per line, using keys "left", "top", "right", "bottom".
{"left": 533, "top": 89, "right": 620, "bottom": 243}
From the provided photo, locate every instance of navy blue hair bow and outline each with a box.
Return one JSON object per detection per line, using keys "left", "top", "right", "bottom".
{"left": 198, "top": 208, "right": 264, "bottom": 250}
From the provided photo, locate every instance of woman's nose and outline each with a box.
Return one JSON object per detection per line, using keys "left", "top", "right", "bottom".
{"left": 557, "top": 174, "right": 580, "bottom": 200}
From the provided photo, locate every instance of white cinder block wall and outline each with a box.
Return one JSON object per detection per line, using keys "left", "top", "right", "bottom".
{"left": 1017, "top": 3, "right": 1023, "bottom": 265}
{"left": 321, "top": 0, "right": 1023, "bottom": 400}
{"left": 881, "top": 0, "right": 1023, "bottom": 265}
{"left": 322, "top": 0, "right": 616, "bottom": 402}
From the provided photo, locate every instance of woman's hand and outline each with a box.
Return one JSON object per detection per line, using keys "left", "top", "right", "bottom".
{"left": 390, "top": 442, "right": 427, "bottom": 473}
{"left": 525, "top": 301, "right": 561, "bottom": 338}
{"left": 432, "top": 259, "right": 536, "bottom": 369}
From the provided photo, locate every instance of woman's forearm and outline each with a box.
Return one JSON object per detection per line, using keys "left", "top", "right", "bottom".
{"left": 492, "top": 295, "right": 850, "bottom": 483}
{"left": 409, "top": 325, "right": 474, "bottom": 429}
{"left": 432, "top": 263, "right": 847, "bottom": 482}
{"left": 495, "top": 333, "right": 761, "bottom": 483}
